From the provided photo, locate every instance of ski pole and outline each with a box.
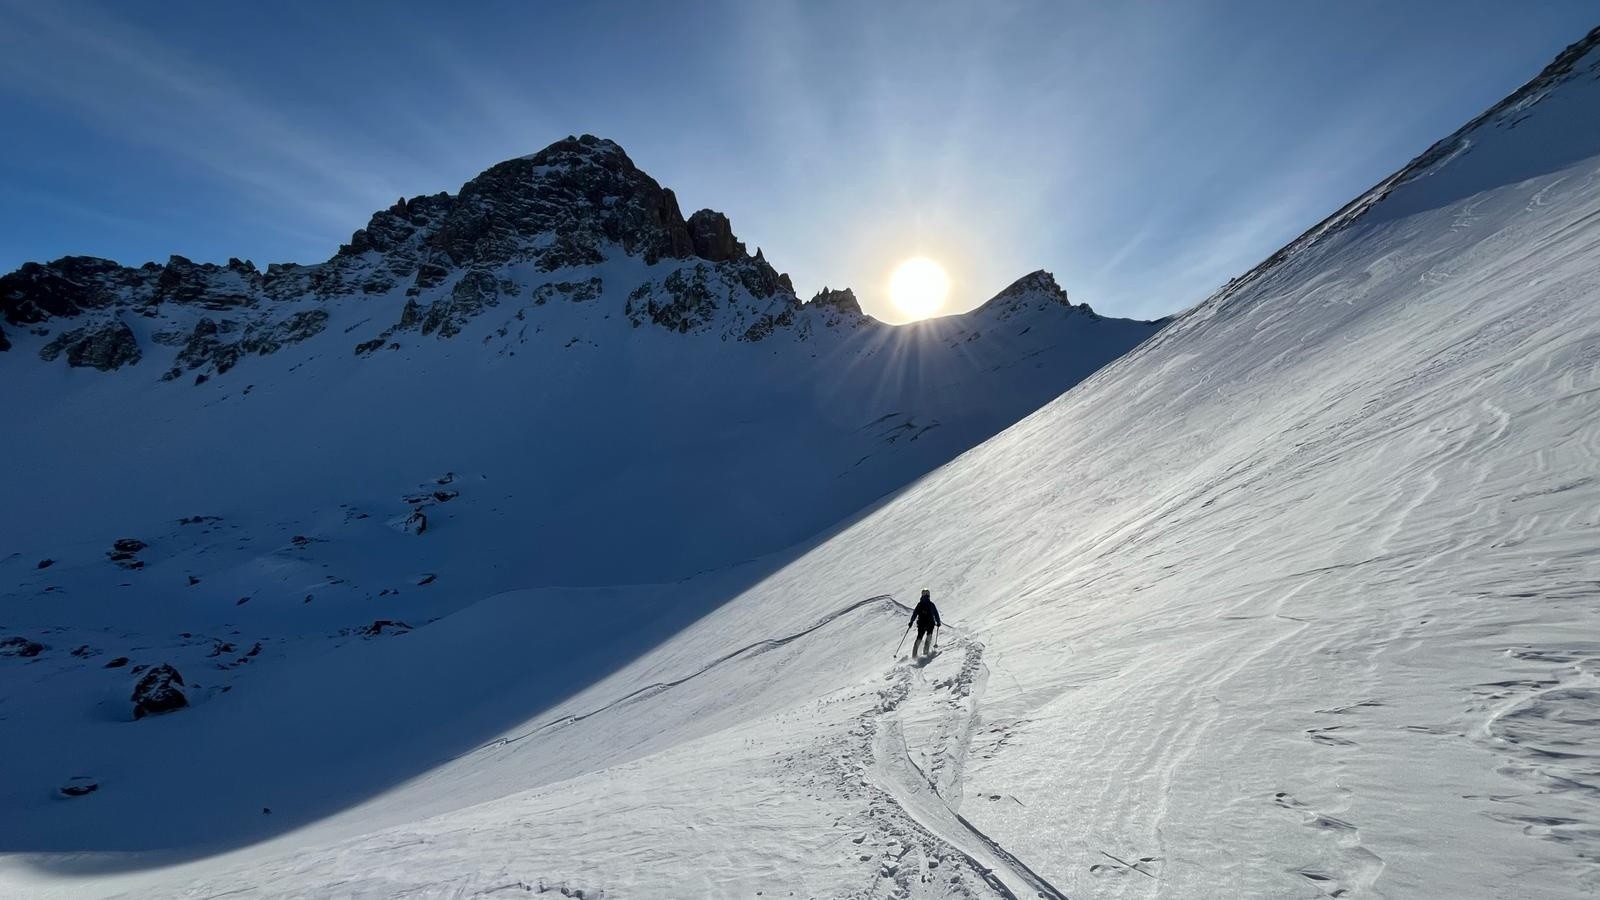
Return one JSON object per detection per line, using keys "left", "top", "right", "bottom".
{"left": 894, "top": 623, "right": 911, "bottom": 657}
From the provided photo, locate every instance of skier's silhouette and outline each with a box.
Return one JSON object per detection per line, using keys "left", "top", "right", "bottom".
{"left": 909, "top": 589, "right": 941, "bottom": 657}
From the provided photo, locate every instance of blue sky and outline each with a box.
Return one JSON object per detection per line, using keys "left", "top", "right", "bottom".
{"left": 0, "top": 1, "right": 1594, "bottom": 322}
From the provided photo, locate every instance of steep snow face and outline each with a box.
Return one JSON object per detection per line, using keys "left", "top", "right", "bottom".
{"left": 6, "top": 30, "right": 1600, "bottom": 900}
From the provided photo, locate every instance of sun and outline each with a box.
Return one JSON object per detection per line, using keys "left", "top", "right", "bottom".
{"left": 888, "top": 257, "right": 951, "bottom": 320}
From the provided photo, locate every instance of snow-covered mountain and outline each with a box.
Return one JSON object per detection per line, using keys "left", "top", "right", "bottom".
{"left": 0, "top": 134, "right": 1160, "bottom": 593}
{"left": 6, "top": 25, "right": 1600, "bottom": 900}
{"left": 0, "top": 132, "right": 1159, "bottom": 887}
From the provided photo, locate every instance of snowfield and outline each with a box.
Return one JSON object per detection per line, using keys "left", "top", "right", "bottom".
{"left": 4, "top": 26, "right": 1600, "bottom": 900}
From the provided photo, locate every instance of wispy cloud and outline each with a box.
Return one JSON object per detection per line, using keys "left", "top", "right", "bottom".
{"left": 0, "top": 0, "right": 411, "bottom": 233}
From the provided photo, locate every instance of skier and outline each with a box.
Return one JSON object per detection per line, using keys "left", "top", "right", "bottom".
{"left": 909, "top": 588, "right": 942, "bottom": 657}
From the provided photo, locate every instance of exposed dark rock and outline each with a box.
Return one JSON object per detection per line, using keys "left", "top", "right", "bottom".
{"left": 156, "top": 255, "right": 259, "bottom": 307}
{"left": 165, "top": 309, "right": 329, "bottom": 379}
{"left": 131, "top": 663, "right": 187, "bottom": 719}
{"left": 418, "top": 269, "right": 500, "bottom": 338}
{"left": 36, "top": 558, "right": 53, "bottom": 569}
{"left": 344, "top": 193, "right": 454, "bottom": 257}
{"left": 627, "top": 266, "right": 717, "bottom": 333}
{"left": 625, "top": 256, "right": 800, "bottom": 338}
{"left": 167, "top": 317, "right": 222, "bottom": 376}
{"left": 353, "top": 337, "right": 386, "bottom": 356}
{"left": 997, "top": 270, "right": 1070, "bottom": 305}
{"left": 38, "top": 320, "right": 141, "bottom": 370}
{"left": 0, "top": 324, "right": 9, "bottom": 351}
{"left": 397, "top": 298, "right": 424, "bottom": 331}
{"left": 432, "top": 490, "right": 459, "bottom": 503}
{"left": 71, "top": 644, "right": 95, "bottom": 658}
{"left": 531, "top": 277, "right": 603, "bottom": 305}
{"left": 977, "top": 270, "right": 1096, "bottom": 320}
{"left": 0, "top": 256, "right": 129, "bottom": 325}
{"left": 104, "top": 656, "right": 130, "bottom": 668}
{"left": 442, "top": 134, "right": 695, "bottom": 272}
{"left": 107, "top": 538, "right": 147, "bottom": 568}
{"left": 409, "top": 262, "right": 451, "bottom": 295}
{"left": 810, "top": 287, "right": 864, "bottom": 316}
{"left": 188, "top": 575, "right": 201, "bottom": 586}
{"left": 271, "top": 309, "right": 331, "bottom": 346}
{"left": 359, "top": 619, "right": 413, "bottom": 636}
{"left": 687, "top": 209, "right": 745, "bottom": 262}
{"left": 59, "top": 777, "right": 99, "bottom": 798}
{"left": 741, "top": 306, "right": 796, "bottom": 342}
{"left": 800, "top": 287, "right": 873, "bottom": 333}
{"left": 0, "top": 636, "right": 45, "bottom": 658}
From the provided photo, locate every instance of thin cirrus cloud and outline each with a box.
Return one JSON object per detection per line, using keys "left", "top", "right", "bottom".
{"left": 0, "top": 0, "right": 1595, "bottom": 321}
{"left": 0, "top": 0, "right": 406, "bottom": 237}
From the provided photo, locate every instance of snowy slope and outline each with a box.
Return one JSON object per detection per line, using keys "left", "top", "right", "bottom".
{"left": 0, "top": 139, "right": 1158, "bottom": 889}
{"left": 6, "top": 26, "right": 1600, "bottom": 900}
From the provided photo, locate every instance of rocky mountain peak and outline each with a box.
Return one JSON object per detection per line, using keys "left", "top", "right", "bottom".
{"left": 995, "top": 270, "right": 1069, "bottom": 304}
{"left": 687, "top": 209, "right": 745, "bottom": 262}
{"left": 976, "top": 269, "right": 1096, "bottom": 320}
{"left": 809, "top": 287, "right": 863, "bottom": 316}
{"left": 410, "top": 134, "right": 696, "bottom": 272}
{"left": 340, "top": 137, "right": 777, "bottom": 284}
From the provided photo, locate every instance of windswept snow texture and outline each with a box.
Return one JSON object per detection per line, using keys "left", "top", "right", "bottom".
{"left": 5, "top": 27, "right": 1600, "bottom": 900}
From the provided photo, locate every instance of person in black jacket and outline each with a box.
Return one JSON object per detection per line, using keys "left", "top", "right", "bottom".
{"left": 909, "top": 589, "right": 942, "bottom": 657}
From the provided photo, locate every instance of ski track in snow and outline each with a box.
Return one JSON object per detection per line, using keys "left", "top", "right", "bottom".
{"left": 863, "top": 638, "right": 1070, "bottom": 899}
{"left": 474, "top": 594, "right": 908, "bottom": 753}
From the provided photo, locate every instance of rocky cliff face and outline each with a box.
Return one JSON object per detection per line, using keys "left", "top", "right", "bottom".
{"left": 0, "top": 135, "right": 844, "bottom": 376}
{"left": 0, "top": 134, "right": 1121, "bottom": 379}
{"left": 974, "top": 270, "right": 1096, "bottom": 321}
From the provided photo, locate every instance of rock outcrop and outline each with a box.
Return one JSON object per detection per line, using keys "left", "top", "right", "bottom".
{"left": 38, "top": 320, "right": 141, "bottom": 370}
{"left": 0, "top": 636, "right": 46, "bottom": 658}
{"left": 687, "top": 209, "right": 744, "bottom": 262}
{"left": 107, "top": 537, "right": 147, "bottom": 569}
{"left": 131, "top": 663, "right": 187, "bottom": 719}
{"left": 976, "top": 270, "right": 1097, "bottom": 321}
{"left": 58, "top": 777, "right": 99, "bottom": 798}
{"left": 358, "top": 619, "right": 413, "bottom": 636}
{"left": 0, "top": 256, "right": 131, "bottom": 324}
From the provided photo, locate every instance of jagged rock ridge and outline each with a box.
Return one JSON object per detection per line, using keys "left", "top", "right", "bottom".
{"left": 0, "top": 133, "right": 1119, "bottom": 379}
{"left": 973, "top": 270, "right": 1097, "bottom": 321}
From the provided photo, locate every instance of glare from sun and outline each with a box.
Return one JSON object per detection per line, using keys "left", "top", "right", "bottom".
{"left": 888, "top": 257, "right": 951, "bottom": 320}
